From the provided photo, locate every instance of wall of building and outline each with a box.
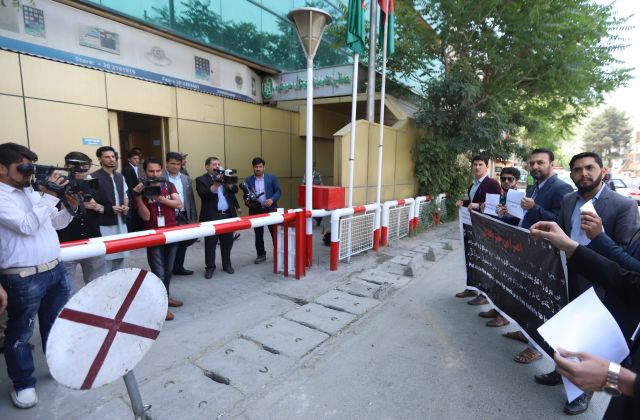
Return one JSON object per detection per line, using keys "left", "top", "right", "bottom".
{"left": 333, "top": 119, "right": 418, "bottom": 206}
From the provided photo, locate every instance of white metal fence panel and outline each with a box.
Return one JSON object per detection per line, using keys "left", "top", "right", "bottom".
{"left": 338, "top": 212, "right": 375, "bottom": 260}
{"left": 417, "top": 200, "right": 436, "bottom": 231}
{"left": 388, "top": 205, "right": 410, "bottom": 242}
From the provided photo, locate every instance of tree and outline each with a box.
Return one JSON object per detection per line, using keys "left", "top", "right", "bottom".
{"left": 411, "top": 0, "right": 632, "bottom": 205}
{"left": 583, "top": 107, "right": 634, "bottom": 167}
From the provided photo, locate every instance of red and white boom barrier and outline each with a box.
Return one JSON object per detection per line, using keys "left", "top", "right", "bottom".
{"left": 329, "top": 203, "right": 380, "bottom": 271}
{"left": 380, "top": 198, "right": 415, "bottom": 246}
{"left": 60, "top": 211, "right": 310, "bottom": 279}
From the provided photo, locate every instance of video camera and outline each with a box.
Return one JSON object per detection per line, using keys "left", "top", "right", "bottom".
{"left": 239, "top": 182, "right": 264, "bottom": 209}
{"left": 213, "top": 168, "right": 238, "bottom": 184}
{"left": 141, "top": 177, "right": 166, "bottom": 198}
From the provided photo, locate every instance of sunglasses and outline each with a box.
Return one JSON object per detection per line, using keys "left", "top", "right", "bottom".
{"left": 500, "top": 176, "right": 516, "bottom": 181}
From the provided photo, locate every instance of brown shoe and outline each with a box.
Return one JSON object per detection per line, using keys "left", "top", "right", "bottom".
{"left": 467, "top": 295, "right": 488, "bottom": 305}
{"left": 165, "top": 311, "right": 175, "bottom": 321}
{"left": 503, "top": 331, "right": 529, "bottom": 344}
{"left": 168, "top": 297, "right": 183, "bottom": 307}
{"left": 455, "top": 289, "right": 478, "bottom": 298}
{"left": 514, "top": 347, "right": 542, "bottom": 364}
{"left": 478, "top": 309, "right": 499, "bottom": 318}
{"left": 486, "top": 315, "right": 510, "bottom": 327}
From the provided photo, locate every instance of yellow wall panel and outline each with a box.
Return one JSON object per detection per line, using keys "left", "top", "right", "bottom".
{"left": 291, "top": 135, "right": 306, "bottom": 178}
{"left": 367, "top": 186, "right": 395, "bottom": 203}
{"left": 0, "top": 95, "right": 28, "bottom": 145}
{"left": 394, "top": 184, "right": 416, "bottom": 200}
{"left": 0, "top": 50, "right": 22, "bottom": 96}
{"left": 224, "top": 99, "right": 260, "bottom": 129}
{"left": 262, "top": 131, "right": 291, "bottom": 178}
{"left": 106, "top": 74, "right": 175, "bottom": 117}
{"left": 315, "top": 138, "right": 333, "bottom": 184}
{"left": 261, "top": 107, "right": 292, "bottom": 133}
{"left": 224, "top": 126, "right": 261, "bottom": 179}
{"left": 298, "top": 106, "right": 349, "bottom": 138}
{"left": 367, "top": 125, "right": 397, "bottom": 185}
{"left": 395, "top": 130, "right": 415, "bottom": 183}
{"left": 177, "top": 120, "right": 225, "bottom": 175}
{"left": 22, "top": 56, "right": 106, "bottom": 107}
{"left": 176, "top": 89, "right": 223, "bottom": 124}
{"left": 25, "top": 99, "right": 110, "bottom": 166}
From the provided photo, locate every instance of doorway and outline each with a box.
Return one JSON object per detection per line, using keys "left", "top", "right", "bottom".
{"left": 117, "top": 112, "right": 166, "bottom": 162}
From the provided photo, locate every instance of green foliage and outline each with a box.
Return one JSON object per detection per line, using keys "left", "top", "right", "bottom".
{"left": 411, "top": 0, "right": 632, "bottom": 199}
{"left": 583, "top": 107, "right": 634, "bottom": 167}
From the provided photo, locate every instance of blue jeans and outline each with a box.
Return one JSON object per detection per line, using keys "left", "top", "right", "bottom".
{"left": 1, "top": 263, "right": 70, "bottom": 390}
{"left": 146, "top": 244, "right": 177, "bottom": 294}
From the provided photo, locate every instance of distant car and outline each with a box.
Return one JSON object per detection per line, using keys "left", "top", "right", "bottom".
{"left": 557, "top": 174, "right": 577, "bottom": 191}
{"left": 610, "top": 178, "right": 640, "bottom": 205}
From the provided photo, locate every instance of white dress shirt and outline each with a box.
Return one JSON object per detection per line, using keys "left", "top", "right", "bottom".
{"left": 0, "top": 182, "right": 72, "bottom": 268}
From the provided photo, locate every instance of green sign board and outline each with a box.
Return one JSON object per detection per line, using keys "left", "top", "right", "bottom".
{"left": 262, "top": 77, "right": 274, "bottom": 100}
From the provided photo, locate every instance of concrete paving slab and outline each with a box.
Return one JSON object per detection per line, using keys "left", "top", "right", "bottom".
{"left": 242, "top": 317, "right": 329, "bottom": 358}
{"left": 140, "top": 363, "right": 244, "bottom": 420}
{"left": 355, "top": 269, "right": 405, "bottom": 285}
{"left": 194, "top": 339, "right": 295, "bottom": 394}
{"left": 71, "top": 396, "right": 133, "bottom": 420}
{"left": 315, "top": 290, "right": 379, "bottom": 315}
{"left": 282, "top": 303, "right": 357, "bottom": 335}
{"left": 337, "top": 278, "right": 380, "bottom": 298}
{"left": 413, "top": 245, "right": 437, "bottom": 261}
{"left": 380, "top": 260, "right": 415, "bottom": 277}
{"left": 388, "top": 255, "right": 413, "bottom": 266}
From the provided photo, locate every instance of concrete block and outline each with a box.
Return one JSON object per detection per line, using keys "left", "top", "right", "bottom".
{"left": 355, "top": 269, "right": 405, "bottom": 286}
{"left": 141, "top": 363, "right": 244, "bottom": 420}
{"left": 380, "top": 259, "right": 417, "bottom": 277}
{"left": 337, "top": 278, "right": 380, "bottom": 298}
{"left": 242, "top": 317, "right": 329, "bottom": 358}
{"left": 413, "top": 245, "right": 437, "bottom": 261}
{"left": 194, "top": 338, "right": 295, "bottom": 394}
{"left": 315, "top": 290, "right": 379, "bottom": 315}
{"left": 388, "top": 255, "right": 413, "bottom": 266}
{"left": 283, "top": 303, "right": 356, "bottom": 335}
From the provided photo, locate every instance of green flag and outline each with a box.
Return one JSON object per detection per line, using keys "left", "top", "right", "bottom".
{"left": 378, "top": 0, "right": 395, "bottom": 55}
{"left": 346, "top": 0, "right": 365, "bottom": 55}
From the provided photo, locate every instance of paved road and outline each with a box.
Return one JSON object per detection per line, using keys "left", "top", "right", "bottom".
{"left": 0, "top": 222, "right": 609, "bottom": 419}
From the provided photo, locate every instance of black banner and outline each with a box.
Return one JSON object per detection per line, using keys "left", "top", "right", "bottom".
{"left": 463, "top": 211, "right": 568, "bottom": 355}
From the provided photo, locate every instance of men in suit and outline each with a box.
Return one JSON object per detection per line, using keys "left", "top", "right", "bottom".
{"left": 122, "top": 149, "right": 143, "bottom": 232}
{"left": 196, "top": 157, "right": 239, "bottom": 279}
{"left": 164, "top": 152, "right": 197, "bottom": 275}
{"left": 535, "top": 151, "right": 640, "bottom": 415}
{"left": 92, "top": 146, "right": 129, "bottom": 271}
{"left": 455, "top": 154, "right": 501, "bottom": 302}
{"left": 244, "top": 157, "right": 282, "bottom": 264}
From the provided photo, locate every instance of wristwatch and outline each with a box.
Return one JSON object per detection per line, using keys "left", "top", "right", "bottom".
{"left": 602, "top": 362, "right": 622, "bottom": 397}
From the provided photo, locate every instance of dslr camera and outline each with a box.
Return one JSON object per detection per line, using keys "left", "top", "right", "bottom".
{"left": 239, "top": 182, "right": 264, "bottom": 209}
{"left": 213, "top": 168, "right": 238, "bottom": 184}
{"left": 141, "top": 177, "right": 166, "bottom": 198}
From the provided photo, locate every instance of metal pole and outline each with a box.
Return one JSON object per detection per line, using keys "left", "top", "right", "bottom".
{"left": 375, "top": 0, "right": 390, "bottom": 218}
{"left": 305, "top": 56, "right": 314, "bottom": 267}
{"left": 366, "top": 0, "right": 377, "bottom": 122}
{"left": 346, "top": 54, "right": 359, "bottom": 262}
{"left": 123, "top": 370, "right": 148, "bottom": 420}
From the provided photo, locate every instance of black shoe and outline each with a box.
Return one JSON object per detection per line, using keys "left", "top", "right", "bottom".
{"left": 254, "top": 255, "right": 266, "bottom": 264}
{"left": 223, "top": 266, "right": 234, "bottom": 274}
{"left": 534, "top": 370, "right": 562, "bottom": 386}
{"left": 173, "top": 268, "right": 194, "bottom": 275}
{"left": 233, "top": 233, "right": 240, "bottom": 241}
{"left": 564, "top": 393, "right": 591, "bottom": 415}
{"left": 204, "top": 268, "right": 215, "bottom": 279}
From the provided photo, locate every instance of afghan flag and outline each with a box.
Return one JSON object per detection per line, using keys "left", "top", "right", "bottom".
{"left": 378, "top": 0, "right": 395, "bottom": 55}
{"left": 346, "top": 0, "right": 366, "bottom": 55}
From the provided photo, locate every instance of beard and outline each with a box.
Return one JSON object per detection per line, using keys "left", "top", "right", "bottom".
{"left": 576, "top": 173, "right": 603, "bottom": 194}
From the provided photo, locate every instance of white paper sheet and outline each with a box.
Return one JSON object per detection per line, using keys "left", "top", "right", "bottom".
{"left": 537, "top": 288, "right": 630, "bottom": 403}
{"left": 506, "top": 189, "right": 525, "bottom": 219}
{"left": 483, "top": 193, "right": 500, "bottom": 216}
{"left": 574, "top": 200, "right": 603, "bottom": 246}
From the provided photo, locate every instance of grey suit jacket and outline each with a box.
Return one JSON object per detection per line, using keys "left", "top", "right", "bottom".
{"left": 558, "top": 183, "right": 640, "bottom": 247}
{"left": 164, "top": 170, "right": 197, "bottom": 223}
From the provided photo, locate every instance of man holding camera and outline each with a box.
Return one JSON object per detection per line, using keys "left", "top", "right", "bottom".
{"left": 0, "top": 142, "right": 76, "bottom": 409}
{"left": 244, "top": 157, "right": 281, "bottom": 264}
{"left": 196, "top": 157, "right": 239, "bottom": 279}
{"left": 92, "top": 146, "right": 129, "bottom": 271}
{"left": 56, "top": 151, "right": 106, "bottom": 287}
{"left": 164, "top": 152, "right": 197, "bottom": 276}
{"left": 132, "top": 157, "right": 183, "bottom": 321}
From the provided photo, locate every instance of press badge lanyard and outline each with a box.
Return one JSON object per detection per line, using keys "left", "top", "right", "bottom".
{"left": 156, "top": 185, "right": 165, "bottom": 228}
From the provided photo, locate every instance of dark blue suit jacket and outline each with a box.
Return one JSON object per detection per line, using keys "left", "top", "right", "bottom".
{"left": 521, "top": 174, "right": 573, "bottom": 229}
{"left": 244, "top": 173, "right": 281, "bottom": 211}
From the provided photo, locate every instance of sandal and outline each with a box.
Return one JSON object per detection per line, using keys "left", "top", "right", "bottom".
{"left": 513, "top": 347, "right": 542, "bottom": 364}
{"left": 502, "top": 331, "right": 528, "bottom": 344}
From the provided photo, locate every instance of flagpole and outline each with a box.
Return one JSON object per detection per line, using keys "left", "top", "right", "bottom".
{"left": 346, "top": 52, "right": 359, "bottom": 263}
{"left": 374, "top": 0, "right": 390, "bottom": 251}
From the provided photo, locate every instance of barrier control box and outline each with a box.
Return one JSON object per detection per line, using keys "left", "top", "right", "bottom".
{"left": 298, "top": 185, "right": 345, "bottom": 210}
